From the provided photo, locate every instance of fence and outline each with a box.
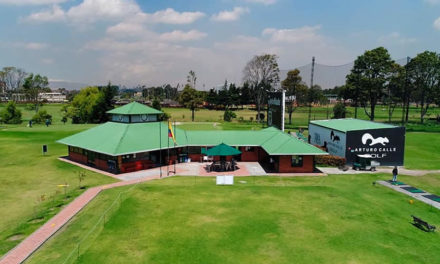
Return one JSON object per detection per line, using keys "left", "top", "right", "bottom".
{"left": 60, "top": 184, "right": 138, "bottom": 264}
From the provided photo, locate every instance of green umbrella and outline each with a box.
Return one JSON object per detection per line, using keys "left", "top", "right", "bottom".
{"left": 206, "top": 143, "right": 241, "bottom": 156}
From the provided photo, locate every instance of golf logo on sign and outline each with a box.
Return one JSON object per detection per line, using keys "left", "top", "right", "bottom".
{"left": 361, "top": 133, "right": 389, "bottom": 146}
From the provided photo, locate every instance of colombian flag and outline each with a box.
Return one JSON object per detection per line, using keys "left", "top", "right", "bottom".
{"left": 168, "top": 120, "right": 176, "bottom": 144}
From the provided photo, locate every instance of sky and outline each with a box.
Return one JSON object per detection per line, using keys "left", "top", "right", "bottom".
{"left": 0, "top": 0, "right": 439, "bottom": 89}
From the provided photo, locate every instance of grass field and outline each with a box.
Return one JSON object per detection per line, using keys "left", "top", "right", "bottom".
{"left": 26, "top": 175, "right": 440, "bottom": 264}
{"left": 0, "top": 125, "right": 115, "bottom": 256}
{"left": 0, "top": 103, "right": 439, "bottom": 259}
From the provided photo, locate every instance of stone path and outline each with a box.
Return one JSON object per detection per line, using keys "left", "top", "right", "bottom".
{"left": 378, "top": 180, "right": 440, "bottom": 210}
{"left": 0, "top": 175, "right": 160, "bottom": 264}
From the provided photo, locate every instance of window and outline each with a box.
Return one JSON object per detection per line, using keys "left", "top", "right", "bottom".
{"left": 188, "top": 147, "right": 201, "bottom": 154}
{"left": 291, "top": 155, "right": 303, "bottom": 167}
{"left": 245, "top": 146, "right": 255, "bottom": 152}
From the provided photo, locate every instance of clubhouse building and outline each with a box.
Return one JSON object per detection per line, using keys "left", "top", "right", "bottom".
{"left": 58, "top": 102, "right": 327, "bottom": 174}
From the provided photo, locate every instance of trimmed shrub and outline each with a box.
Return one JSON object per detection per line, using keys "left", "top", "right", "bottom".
{"left": 0, "top": 101, "right": 22, "bottom": 124}
{"left": 315, "top": 155, "right": 346, "bottom": 167}
{"left": 223, "top": 109, "right": 237, "bottom": 122}
{"left": 32, "top": 109, "right": 52, "bottom": 124}
{"left": 333, "top": 102, "right": 347, "bottom": 119}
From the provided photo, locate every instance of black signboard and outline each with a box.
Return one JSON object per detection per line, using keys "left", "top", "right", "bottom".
{"left": 346, "top": 127, "right": 405, "bottom": 166}
{"left": 267, "top": 91, "right": 285, "bottom": 131}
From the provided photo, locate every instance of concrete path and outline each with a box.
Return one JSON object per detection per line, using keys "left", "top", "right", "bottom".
{"left": 0, "top": 175, "right": 160, "bottom": 264}
{"left": 318, "top": 166, "right": 440, "bottom": 176}
{"left": 378, "top": 180, "right": 440, "bottom": 210}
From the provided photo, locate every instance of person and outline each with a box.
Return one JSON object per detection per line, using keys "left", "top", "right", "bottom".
{"left": 392, "top": 166, "right": 398, "bottom": 182}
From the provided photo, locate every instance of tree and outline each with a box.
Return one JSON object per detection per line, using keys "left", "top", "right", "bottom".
{"left": 218, "top": 80, "right": 230, "bottom": 108}
{"left": 68, "top": 86, "right": 103, "bottom": 123}
{"left": 22, "top": 74, "right": 50, "bottom": 112}
{"left": 243, "top": 54, "right": 280, "bottom": 122}
{"left": 386, "top": 63, "right": 405, "bottom": 122}
{"left": 152, "top": 98, "right": 161, "bottom": 111}
{"left": 346, "top": 47, "right": 394, "bottom": 120}
{"left": 187, "top": 70, "right": 197, "bottom": 89}
{"left": 239, "top": 82, "right": 252, "bottom": 108}
{"left": 407, "top": 51, "right": 440, "bottom": 123}
{"left": 0, "top": 67, "right": 27, "bottom": 93}
{"left": 178, "top": 84, "right": 204, "bottom": 121}
{"left": 206, "top": 88, "right": 218, "bottom": 107}
{"left": 281, "top": 69, "right": 303, "bottom": 124}
{"left": 0, "top": 101, "right": 22, "bottom": 124}
{"left": 333, "top": 102, "right": 347, "bottom": 119}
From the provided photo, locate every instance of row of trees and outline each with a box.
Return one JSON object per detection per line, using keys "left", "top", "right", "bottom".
{"left": 0, "top": 66, "right": 51, "bottom": 112}
{"left": 338, "top": 47, "right": 440, "bottom": 123}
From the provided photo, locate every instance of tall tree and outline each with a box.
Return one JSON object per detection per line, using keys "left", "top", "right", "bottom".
{"left": 22, "top": 73, "right": 50, "bottom": 112}
{"left": 281, "top": 69, "right": 302, "bottom": 124}
{"left": 239, "top": 82, "right": 252, "bottom": 108}
{"left": 407, "top": 51, "right": 440, "bottom": 123}
{"left": 0, "top": 67, "right": 27, "bottom": 93}
{"left": 178, "top": 84, "right": 204, "bottom": 121}
{"left": 386, "top": 63, "right": 405, "bottom": 122}
{"left": 243, "top": 54, "right": 280, "bottom": 122}
{"left": 346, "top": 47, "right": 394, "bottom": 120}
{"left": 187, "top": 70, "right": 197, "bottom": 89}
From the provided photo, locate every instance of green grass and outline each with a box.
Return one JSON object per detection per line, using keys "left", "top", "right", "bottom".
{"left": 27, "top": 175, "right": 440, "bottom": 264}
{"left": 404, "top": 132, "right": 440, "bottom": 170}
{"left": 0, "top": 124, "right": 116, "bottom": 256}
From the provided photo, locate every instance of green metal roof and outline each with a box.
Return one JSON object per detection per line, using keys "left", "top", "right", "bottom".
{"left": 106, "top": 102, "right": 163, "bottom": 115}
{"left": 57, "top": 122, "right": 327, "bottom": 156}
{"left": 310, "top": 118, "right": 396, "bottom": 132}
{"left": 206, "top": 143, "right": 242, "bottom": 156}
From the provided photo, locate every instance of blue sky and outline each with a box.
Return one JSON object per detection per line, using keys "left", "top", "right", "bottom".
{"left": 0, "top": 0, "right": 439, "bottom": 89}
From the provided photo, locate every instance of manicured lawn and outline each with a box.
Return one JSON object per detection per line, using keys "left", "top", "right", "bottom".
{"left": 27, "top": 175, "right": 440, "bottom": 264}
{"left": 404, "top": 132, "right": 440, "bottom": 170}
{"left": 0, "top": 124, "right": 115, "bottom": 256}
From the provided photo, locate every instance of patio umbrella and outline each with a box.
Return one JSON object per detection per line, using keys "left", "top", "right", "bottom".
{"left": 206, "top": 143, "right": 241, "bottom": 156}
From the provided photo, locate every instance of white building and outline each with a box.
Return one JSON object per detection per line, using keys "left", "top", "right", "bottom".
{"left": 39, "top": 92, "right": 67, "bottom": 103}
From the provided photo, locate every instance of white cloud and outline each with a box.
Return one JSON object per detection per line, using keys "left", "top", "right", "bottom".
{"left": 146, "top": 8, "right": 205, "bottom": 24}
{"left": 245, "top": 0, "right": 277, "bottom": 5}
{"left": 262, "top": 25, "right": 322, "bottom": 43}
{"left": 66, "top": 0, "right": 140, "bottom": 23}
{"left": 434, "top": 17, "right": 440, "bottom": 30}
{"left": 24, "top": 2, "right": 205, "bottom": 27}
{"left": 0, "top": 0, "right": 66, "bottom": 5}
{"left": 211, "top": 7, "right": 249, "bottom": 22}
{"left": 23, "top": 5, "right": 65, "bottom": 22}
{"left": 378, "top": 32, "right": 417, "bottom": 45}
{"left": 159, "top": 30, "right": 207, "bottom": 42}
{"left": 3, "top": 41, "right": 50, "bottom": 50}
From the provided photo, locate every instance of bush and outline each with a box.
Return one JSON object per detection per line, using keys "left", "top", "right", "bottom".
{"left": 223, "top": 109, "right": 237, "bottom": 122}
{"left": 0, "top": 101, "right": 22, "bottom": 124}
{"left": 333, "top": 102, "right": 347, "bottom": 119}
{"left": 160, "top": 112, "right": 171, "bottom": 121}
{"left": 256, "top": 113, "right": 265, "bottom": 121}
{"left": 32, "top": 109, "right": 52, "bottom": 124}
{"left": 315, "top": 155, "right": 346, "bottom": 167}
{"left": 152, "top": 98, "right": 161, "bottom": 111}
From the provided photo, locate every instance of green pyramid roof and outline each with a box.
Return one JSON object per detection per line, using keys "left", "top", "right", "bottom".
{"left": 106, "top": 102, "right": 163, "bottom": 115}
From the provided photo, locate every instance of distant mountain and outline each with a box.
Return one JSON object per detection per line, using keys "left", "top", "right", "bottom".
{"left": 49, "top": 80, "right": 89, "bottom": 90}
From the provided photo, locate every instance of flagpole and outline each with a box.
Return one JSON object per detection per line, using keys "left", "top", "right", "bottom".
{"left": 167, "top": 121, "right": 170, "bottom": 176}
{"left": 159, "top": 121, "right": 162, "bottom": 178}
{"left": 174, "top": 120, "right": 176, "bottom": 174}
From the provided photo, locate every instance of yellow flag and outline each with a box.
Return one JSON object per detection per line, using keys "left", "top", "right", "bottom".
{"left": 168, "top": 120, "right": 176, "bottom": 144}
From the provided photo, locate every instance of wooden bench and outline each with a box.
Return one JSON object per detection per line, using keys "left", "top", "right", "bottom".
{"left": 411, "top": 215, "right": 436, "bottom": 232}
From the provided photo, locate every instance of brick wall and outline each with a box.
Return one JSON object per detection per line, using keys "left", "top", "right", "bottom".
{"left": 95, "top": 159, "right": 109, "bottom": 171}
{"left": 277, "top": 155, "right": 314, "bottom": 173}
{"left": 69, "top": 150, "right": 87, "bottom": 164}
{"left": 239, "top": 147, "right": 259, "bottom": 161}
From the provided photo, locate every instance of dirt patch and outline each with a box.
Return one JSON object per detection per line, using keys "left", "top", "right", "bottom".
{"left": 7, "top": 233, "right": 25, "bottom": 241}
{"left": 28, "top": 217, "right": 45, "bottom": 224}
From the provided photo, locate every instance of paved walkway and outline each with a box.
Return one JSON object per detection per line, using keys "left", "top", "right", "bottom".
{"left": 378, "top": 180, "right": 440, "bottom": 210}
{"left": 318, "top": 166, "right": 440, "bottom": 176}
{"left": 0, "top": 175, "right": 160, "bottom": 264}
